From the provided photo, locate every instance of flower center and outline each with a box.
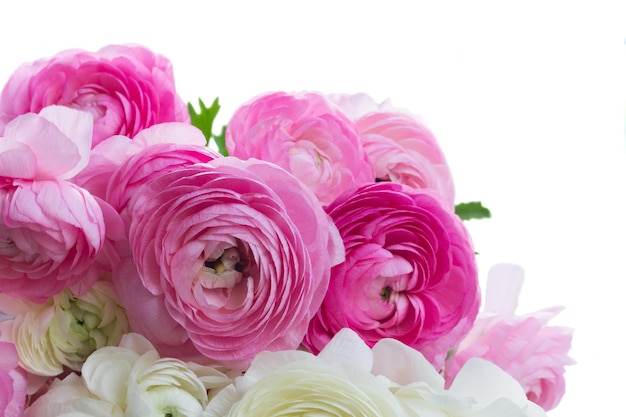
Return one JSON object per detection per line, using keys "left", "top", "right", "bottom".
{"left": 199, "top": 246, "right": 246, "bottom": 289}
{"left": 0, "top": 234, "right": 19, "bottom": 257}
{"left": 380, "top": 285, "right": 392, "bottom": 301}
{"left": 203, "top": 247, "right": 243, "bottom": 274}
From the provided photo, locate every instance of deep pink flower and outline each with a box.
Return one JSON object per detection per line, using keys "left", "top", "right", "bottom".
{"left": 0, "top": 44, "right": 189, "bottom": 147}
{"left": 126, "top": 157, "right": 343, "bottom": 369}
{"left": 304, "top": 182, "right": 479, "bottom": 369}
{"left": 331, "top": 93, "right": 455, "bottom": 208}
{"left": 225, "top": 91, "right": 374, "bottom": 205}
{"left": 444, "top": 264, "right": 575, "bottom": 411}
{"left": 0, "top": 339, "right": 27, "bottom": 417}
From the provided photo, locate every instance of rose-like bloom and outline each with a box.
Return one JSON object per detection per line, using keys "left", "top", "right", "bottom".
{"left": 205, "top": 329, "right": 405, "bottom": 417}
{"left": 444, "top": 264, "right": 575, "bottom": 411}
{"left": 0, "top": 44, "right": 189, "bottom": 147}
{"left": 0, "top": 280, "right": 129, "bottom": 376}
{"left": 305, "top": 182, "right": 479, "bottom": 369}
{"left": 225, "top": 91, "right": 374, "bottom": 205}
{"left": 331, "top": 93, "right": 455, "bottom": 208}
{"left": 127, "top": 157, "right": 343, "bottom": 369}
{"left": 0, "top": 339, "right": 27, "bottom": 417}
{"left": 0, "top": 107, "right": 105, "bottom": 302}
{"left": 24, "top": 333, "right": 233, "bottom": 417}
{"left": 370, "top": 336, "right": 548, "bottom": 417}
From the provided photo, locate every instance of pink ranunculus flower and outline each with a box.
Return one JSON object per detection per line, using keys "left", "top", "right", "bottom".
{"left": 331, "top": 93, "right": 455, "bottom": 208}
{"left": 127, "top": 157, "right": 344, "bottom": 370}
{"left": 305, "top": 182, "right": 479, "bottom": 369}
{"left": 444, "top": 263, "right": 575, "bottom": 411}
{"left": 0, "top": 44, "right": 189, "bottom": 147}
{"left": 225, "top": 91, "right": 375, "bottom": 205}
{"left": 0, "top": 339, "right": 27, "bottom": 417}
{"left": 0, "top": 106, "right": 105, "bottom": 302}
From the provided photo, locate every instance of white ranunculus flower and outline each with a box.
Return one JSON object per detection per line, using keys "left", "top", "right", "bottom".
{"left": 82, "top": 333, "right": 234, "bottom": 417}
{"left": 370, "top": 337, "right": 548, "bottom": 417}
{"left": 204, "top": 328, "right": 406, "bottom": 417}
{"left": 23, "top": 373, "right": 124, "bottom": 417}
{"left": 0, "top": 281, "right": 129, "bottom": 376}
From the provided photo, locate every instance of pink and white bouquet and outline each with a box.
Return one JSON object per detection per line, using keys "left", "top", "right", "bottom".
{"left": 0, "top": 44, "right": 573, "bottom": 417}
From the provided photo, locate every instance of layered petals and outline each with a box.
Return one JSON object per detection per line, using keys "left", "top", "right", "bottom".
{"left": 126, "top": 157, "right": 343, "bottom": 369}
{"left": 305, "top": 182, "right": 479, "bottom": 369}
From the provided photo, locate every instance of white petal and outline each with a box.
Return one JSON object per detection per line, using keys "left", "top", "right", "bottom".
{"left": 318, "top": 328, "right": 373, "bottom": 372}
{"left": 372, "top": 338, "right": 444, "bottom": 389}
{"left": 484, "top": 263, "right": 525, "bottom": 315}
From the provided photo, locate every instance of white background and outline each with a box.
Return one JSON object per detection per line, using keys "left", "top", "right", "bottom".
{"left": 1, "top": 1, "right": 625, "bottom": 415}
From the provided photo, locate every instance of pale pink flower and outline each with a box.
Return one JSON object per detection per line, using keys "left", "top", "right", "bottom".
{"left": 225, "top": 91, "right": 374, "bottom": 205}
{"left": 305, "top": 182, "right": 479, "bottom": 369}
{"left": 126, "top": 157, "right": 343, "bottom": 370}
{"left": 444, "top": 263, "right": 575, "bottom": 411}
{"left": 0, "top": 107, "right": 105, "bottom": 302}
{"left": 0, "top": 339, "right": 27, "bottom": 417}
{"left": 331, "top": 93, "right": 455, "bottom": 208}
{"left": 0, "top": 44, "right": 189, "bottom": 147}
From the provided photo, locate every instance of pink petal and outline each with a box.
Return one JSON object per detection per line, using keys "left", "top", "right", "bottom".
{"left": 131, "top": 122, "right": 206, "bottom": 150}
{"left": 484, "top": 263, "right": 525, "bottom": 315}
{"left": 0, "top": 140, "right": 37, "bottom": 178}
{"left": 2, "top": 110, "right": 89, "bottom": 180}
{"left": 38, "top": 105, "right": 93, "bottom": 178}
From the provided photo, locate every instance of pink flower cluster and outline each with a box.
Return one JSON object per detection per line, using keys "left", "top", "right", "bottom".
{"left": 0, "top": 44, "right": 573, "bottom": 416}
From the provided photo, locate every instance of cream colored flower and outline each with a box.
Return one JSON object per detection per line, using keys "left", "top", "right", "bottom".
{"left": 0, "top": 280, "right": 129, "bottom": 376}
{"left": 204, "top": 329, "right": 404, "bottom": 417}
{"left": 81, "top": 333, "right": 234, "bottom": 417}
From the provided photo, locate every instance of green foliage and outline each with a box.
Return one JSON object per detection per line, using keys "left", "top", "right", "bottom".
{"left": 187, "top": 97, "right": 228, "bottom": 156}
{"left": 455, "top": 201, "right": 491, "bottom": 221}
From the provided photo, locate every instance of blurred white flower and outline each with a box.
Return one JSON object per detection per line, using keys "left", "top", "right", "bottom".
{"left": 371, "top": 336, "right": 548, "bottom": 417}
{"left": 24, "top": 373, "right": 124, "bottom": 417}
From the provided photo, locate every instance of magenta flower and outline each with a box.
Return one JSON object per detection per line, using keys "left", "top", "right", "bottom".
{"left": 225, "top": 91, "right": 374, "bottom": 205}
{"left": 305, "top": 182, "right": 479, "bottom": 368}
{"left": 444, "top": 264, "right": 575, "bottom": 411}
{"left": 126, "top": 157, "right": 343, "bottom": 369}
{"left": 0, "top": 44, "right": 189, "bottom": 147}
{"left": 0, "top": 339, "right": 27, "bottom": 417}
{"left": 331, "top": 93, "right": 455, "bottom": 208}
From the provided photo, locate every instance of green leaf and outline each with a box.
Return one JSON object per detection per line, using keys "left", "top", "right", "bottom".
{"left": 187, "top": 97, "right": 229, "bottom": 156}
{"left": 455, "top": 201, "right": 491, "bottom": 221}
{"left": 213, "top": 124, "right": 228, "bottom": 157}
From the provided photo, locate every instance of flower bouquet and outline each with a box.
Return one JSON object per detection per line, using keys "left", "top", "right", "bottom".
{"left": 0, "top": 44, "right": 574, "bottom": 417}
